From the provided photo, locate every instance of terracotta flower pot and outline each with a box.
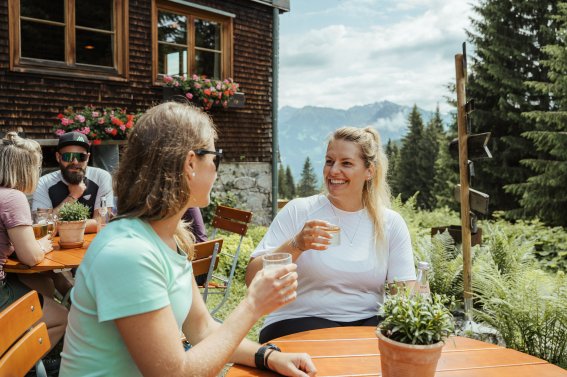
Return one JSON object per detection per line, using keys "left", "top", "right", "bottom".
{"left": 57, "top": 220, "right": 87, "bottom": 249}
{"left": 376, "top": 328, "right": 444, "bottom": 377}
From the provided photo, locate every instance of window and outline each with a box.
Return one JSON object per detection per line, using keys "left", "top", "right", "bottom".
{"left": 8, "top": 0, "right": 128, "bottom": 80}
{"left": 153, "top": 1, "right": 233, "bottom": 82}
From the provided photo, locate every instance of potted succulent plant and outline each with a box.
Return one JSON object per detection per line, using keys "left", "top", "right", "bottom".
{"left": 57, "top": 201, "right": 90, "bottom": 248}
{"left": 376, "top": 287, "right": 455, "bottom": 377}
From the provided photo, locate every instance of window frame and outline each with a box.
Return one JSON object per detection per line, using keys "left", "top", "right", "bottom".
{"left": 8, "top": 0, "right": 129, "bottom": 81}
{"left": 152, "top": 0, "right": 233, "bottom": 85}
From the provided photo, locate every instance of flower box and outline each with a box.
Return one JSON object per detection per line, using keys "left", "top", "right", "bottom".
{"left": 54, "top": 106, "right": 143, "bottom": 145}
{"left": 162, "top": 74, "right": 244, "bottom": 110}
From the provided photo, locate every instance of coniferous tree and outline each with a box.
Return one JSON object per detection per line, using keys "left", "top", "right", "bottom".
{"left": 505, "top": 3, "right": 567, "bottom": 226}
{"left": 466, "top": 0, "right": 559, "bottom": 215}
{"left": 285, "top": 165, "right": 296, "bottom": 199}
{"left": 278, "top": 164, "right": 287, "bottom": 199}
{"left": 297, "top": 157, "right": 318, "bottom": 197}
{"left": 396, "top": 105, "right": 430, "bottom": 207}
{"left": 421, "top": 107, "right": 445, "bottom": 209}
{"left": 433, "top": 113, "right": 460, "bottom": 210}
{"left": 385, "top": 139, "right": 400, "bottom": 196}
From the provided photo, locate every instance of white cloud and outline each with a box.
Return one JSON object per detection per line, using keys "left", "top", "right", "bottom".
{"left": 279, "top": 0, "right": 474, "bottom": 114}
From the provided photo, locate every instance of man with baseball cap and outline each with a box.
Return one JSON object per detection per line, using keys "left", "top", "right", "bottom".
{"left": 32, "top": 132, "right": 114, "bottom": 233}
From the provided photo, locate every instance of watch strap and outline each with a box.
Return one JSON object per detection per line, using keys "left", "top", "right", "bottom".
{"left": 254, "top": 343, "right": 281, "bottom": 370}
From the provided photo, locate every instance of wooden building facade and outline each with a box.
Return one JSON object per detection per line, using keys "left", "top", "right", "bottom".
{"left": 0, "top": 0, "right": 290, "bottom": 224}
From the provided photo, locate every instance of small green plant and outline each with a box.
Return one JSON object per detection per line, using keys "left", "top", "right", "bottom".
{"left": 379, "top": 287, "right": 455, "bottom": 345}
{"left": 58, "top": 201, "right": 90, "bottom": 222}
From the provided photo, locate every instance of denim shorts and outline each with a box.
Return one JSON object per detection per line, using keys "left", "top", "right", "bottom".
{"left": 0, "top": 274, "right": 38, "bottom": 311}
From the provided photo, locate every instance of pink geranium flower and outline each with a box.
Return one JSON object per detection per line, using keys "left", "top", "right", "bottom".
{"left": 162, "top": 74, "right": 241, "bottom": 110}
{"left": 53, "top": 106, "right": 142, "bottom": 141}
{"left": 61, "top": 118, "right": 74, "bottom": 126}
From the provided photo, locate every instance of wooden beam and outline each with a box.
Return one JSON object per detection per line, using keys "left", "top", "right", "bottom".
{"left": 455, "top": 52, "right": 473, "bottom": 322}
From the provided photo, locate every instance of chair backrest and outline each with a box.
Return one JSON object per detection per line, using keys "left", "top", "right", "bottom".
{"left": 211, "top": 205, "right": 253, "bottom": 236}
{"left": 0, "top": 291, "right": 50, "bottom": 377}
{"left": 192, "top": 238, "right": 223, "bottom": 277}
{"left": 207, "top": 205, "right": 253, "bottom": 317}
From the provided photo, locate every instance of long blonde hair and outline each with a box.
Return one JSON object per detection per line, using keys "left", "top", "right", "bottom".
{"left": 0, "top": 132, "right": 42, "bottom": 193}
{"left": 113, "top": 102, "right": 217, "bottom": 257}
{"left": 330, "top": 127, "right": 391, "bottom": 242}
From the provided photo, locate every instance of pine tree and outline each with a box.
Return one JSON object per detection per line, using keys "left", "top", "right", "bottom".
{"left": 466, "top": 0, "right": 559, "bottom": 215}
{"left": 385, "top": 139, "right": 400, "bottom": 196}
{"left": 421, "top": 107, "right": 445, "bottom": 209}
{"left": 505, "top": 3, "right": 567, "bottom": 226}
{"left": 285, "top": 165, "right": 296, "bottom": 199}
{"left": 278, "top": 163, "right": 287, "bottom": 199}
{"left": 396, "top": 105, "right": 430, "bottom": 207}
{"left": 297, "top": 157, "right": 319, "bottom": 197}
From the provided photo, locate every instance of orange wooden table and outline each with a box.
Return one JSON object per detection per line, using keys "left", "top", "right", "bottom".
{"left": 4, "top": 233, "right": 94, "bottom": 273}
{"left": 226, "top": 327, "right": 567, "bottom": 377}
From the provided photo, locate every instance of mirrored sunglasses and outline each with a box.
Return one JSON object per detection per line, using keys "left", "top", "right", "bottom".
{"left": 60, "top": 152, "right": 88, "bottom": 162}
{"left": 195, "top": 149, "right": 223, "bottom": 171}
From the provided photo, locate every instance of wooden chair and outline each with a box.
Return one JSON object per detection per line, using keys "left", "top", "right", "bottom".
{"left": 0, "top": 291, "right": 50, "bottom": 377}
{"left": 192, "top": 238, "right": 223, "bottom": 301}
{"left": 207, "top": 205, "right": 253, "bottom": 316}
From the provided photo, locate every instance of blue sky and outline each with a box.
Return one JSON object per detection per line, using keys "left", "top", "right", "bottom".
{"left": 278, "top": 0, "right": 475, "bottom": 113}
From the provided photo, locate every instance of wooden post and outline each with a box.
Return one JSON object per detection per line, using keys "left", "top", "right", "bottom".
{"left": 455, "top": 53, "right": 473, "bottom": 322}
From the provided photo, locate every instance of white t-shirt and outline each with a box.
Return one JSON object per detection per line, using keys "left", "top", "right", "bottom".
{"left": 251, "top": 195, "right": 416, "bottom": 328}
{"left": 32, "top": 167, "right": 114, "bottom": 218}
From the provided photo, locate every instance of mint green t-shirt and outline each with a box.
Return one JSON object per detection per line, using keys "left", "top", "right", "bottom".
{"left": 60, "top": 218, "right": 193, "bottom": 377}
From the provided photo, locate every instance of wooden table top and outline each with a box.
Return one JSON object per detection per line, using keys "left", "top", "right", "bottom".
{"left": 226, "top": 327, "right": 567, "bottom": 377}
{"left": 4, "top": 233, "right": 94, "bottom": 273}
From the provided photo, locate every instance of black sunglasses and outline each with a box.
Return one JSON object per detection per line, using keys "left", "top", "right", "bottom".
{"left": 60, "top": 152, "right": 88, "bottom": 162}
{"left": 195, "top": 149, "right": 223, "bottom": 171}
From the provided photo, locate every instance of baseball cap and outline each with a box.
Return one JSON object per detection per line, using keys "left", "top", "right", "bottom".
{"left": 57, "top": 132, "right": 90, "bottom": 152}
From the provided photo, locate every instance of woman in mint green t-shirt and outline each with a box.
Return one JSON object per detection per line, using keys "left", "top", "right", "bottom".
{"left": 59, "top": 102, "right": 316, "bottom": 377}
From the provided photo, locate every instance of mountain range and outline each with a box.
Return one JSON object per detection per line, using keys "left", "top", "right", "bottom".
{"left": 278, "top": 101, "right": 453, "bottom": 184}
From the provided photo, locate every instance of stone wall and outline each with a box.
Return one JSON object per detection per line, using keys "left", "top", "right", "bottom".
{"left": 214, "top": 162, "right": 273, "bottom": 225}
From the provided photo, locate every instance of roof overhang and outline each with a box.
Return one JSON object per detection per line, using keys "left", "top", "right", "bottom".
{"left": 249, "top": 0, "right": 290, "bottom": 13}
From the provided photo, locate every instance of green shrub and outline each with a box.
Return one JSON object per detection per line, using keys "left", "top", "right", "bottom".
{"left": 414, "top": 231, "right": 464, "bottom": 300}
{"left": 58, "top": 201, "right": 90, "bottom": 221}
{"left": 474, "top": 268, "right": 567, "bottom": 368}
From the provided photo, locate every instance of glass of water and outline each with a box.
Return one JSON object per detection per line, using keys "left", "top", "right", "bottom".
{"left": 320, "top": 216, "right": 340, "bottom": 246}
{"left": 262, "top": 253, "right": 292, "bottom": 270}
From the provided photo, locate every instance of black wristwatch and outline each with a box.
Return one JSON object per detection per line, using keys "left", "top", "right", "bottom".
{"left": 254, "top": 343, "right": 281, "bottom": 370}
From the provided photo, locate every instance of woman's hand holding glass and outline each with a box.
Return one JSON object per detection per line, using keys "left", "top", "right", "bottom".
{"left": 291, "top": 219, "right": 337, "bottom": 252}
{"left": 246, "top": 263, "right": 298, "bottom": 316}
{"left": 37, "top": 234, "right": 54, "bottom": 254}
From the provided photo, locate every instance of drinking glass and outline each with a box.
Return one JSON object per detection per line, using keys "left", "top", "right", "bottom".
{"left": 32, "top": 210, "right": 48, "bottom": 239}
{"left": 262, "top": 253, "right": 292, "bottom": 270}
{"left": 47, "top": 213, "right": 58, "bottom": 237}
{"left": 320, "top": 216, "right": 341, "bottom": 246}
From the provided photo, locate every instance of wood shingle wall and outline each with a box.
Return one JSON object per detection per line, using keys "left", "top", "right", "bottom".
{"left": 0, "top": 0, "right": 274, "bottom": 163}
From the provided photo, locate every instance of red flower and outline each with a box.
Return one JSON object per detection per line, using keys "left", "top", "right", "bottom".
{"left": 204, "top": 89, "right": 211, "bottom": 96}
{"left": 57, "top": 113, "right": 64, "bottom": 119}
{"left": 93, "top": 139, "right": 102, "bottom": 145}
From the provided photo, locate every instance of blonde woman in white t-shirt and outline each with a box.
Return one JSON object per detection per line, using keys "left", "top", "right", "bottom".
{"left": 246, "top": 126, "right": 416, "bottom": 343}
